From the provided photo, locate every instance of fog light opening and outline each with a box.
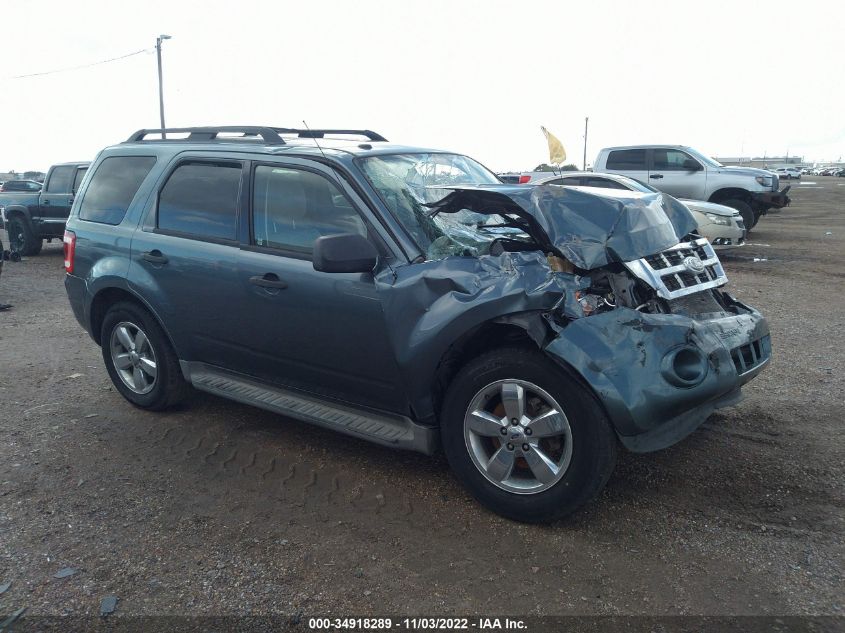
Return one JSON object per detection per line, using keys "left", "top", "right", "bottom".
{"left": 674, "top": 348, "right": 704, "bottom": 383}
{"left": 661, "top": 346, "right": 708, "bottom": 388}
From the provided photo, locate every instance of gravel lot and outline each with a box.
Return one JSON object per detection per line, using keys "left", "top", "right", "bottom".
{"left": 0, "top": 178, "right": 843, "bottom": 624}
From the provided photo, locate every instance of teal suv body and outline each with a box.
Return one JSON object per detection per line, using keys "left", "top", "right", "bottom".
{"left": 63, "top": 127, "right": 770, "bottom": 522}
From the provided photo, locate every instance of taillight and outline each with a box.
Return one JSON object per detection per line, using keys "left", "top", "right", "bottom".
{"left": 63, "top": 230, "right": 76, "bottom": 274}
{"left": 518, "top": 175, "right": 531, "bottom": 184}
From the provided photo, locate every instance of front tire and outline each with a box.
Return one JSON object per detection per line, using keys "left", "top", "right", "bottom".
{"left": 440, "top": 347, "right": 617, "bottom": 523}
{"left": 720, "top": 198, "right": 756, "bottom": 233}
{"left": 101, "top": 301, "right": 189, "bottom": 410}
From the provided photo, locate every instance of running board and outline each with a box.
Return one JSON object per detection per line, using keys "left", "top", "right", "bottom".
{"left": 181, "top": 362, "right": 437, "bottom": 455}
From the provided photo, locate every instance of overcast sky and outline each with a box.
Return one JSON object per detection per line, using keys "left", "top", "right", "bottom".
{"left": 2, "top": 0, "right": 843, "bottom": 173}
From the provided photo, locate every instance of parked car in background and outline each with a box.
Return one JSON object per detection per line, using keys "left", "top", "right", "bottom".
{"left": 63, "top": 125, "right": 770, "bottom": 523}
{"left": 531, "top": 172, "right": 746, "bottom": 248}
{"left": 0, "top": 179, "right": 43, "bottom": 192}
{"left": 774, "top": 167, "right": 801, "bottom": 180}
{"left": 594, "top": 145, "right": 790, "bottom": 230}
{"left": 0, "top": 162, "right": 88, "bottom": 255}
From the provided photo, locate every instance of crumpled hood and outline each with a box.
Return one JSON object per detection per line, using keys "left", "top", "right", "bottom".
{"left": 427, "top": 184, "right": 698, "bottom": 270}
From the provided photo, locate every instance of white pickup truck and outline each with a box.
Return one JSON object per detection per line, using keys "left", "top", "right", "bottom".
{"left": 593, "top": 145, "right": 791, "bottom": 230}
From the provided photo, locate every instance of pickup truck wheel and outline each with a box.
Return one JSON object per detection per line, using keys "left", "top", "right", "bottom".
{"left": 720, "top": 199, "right": 755, "bottom": 234}
{"left": 101, "top": 302, "right": 189, "bottom": 411}
{"left": 6, "top": 216, "right": 40, "bottom": 256}
{"left": 440, "top": 347, "right": 617, "bottom": 523}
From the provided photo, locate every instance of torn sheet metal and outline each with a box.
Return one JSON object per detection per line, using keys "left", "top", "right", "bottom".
{"left": 427, "top": 184, "right": 699, "bottom": 269}
{"left": 543, "top": 302, "right": 769, "bottom": 451}
{"left": 375, "top": 251, "right": 589, "bottom": 421}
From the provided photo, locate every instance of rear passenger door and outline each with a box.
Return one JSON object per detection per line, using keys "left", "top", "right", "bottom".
{"left": 603, "top": 149, "right": 649, "bottom": 185}
{"left": 130, "top": 158, "right": 244, "bottom": 367}
{"left": 232, "top": 161, "right": 407, "bottom": 413}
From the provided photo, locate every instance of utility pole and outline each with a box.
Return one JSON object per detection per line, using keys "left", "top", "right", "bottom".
{"left": 583, "top": 117, "right": 589, "bottom": 170}
{"left": 156, "top": 34, "right": 172, "bottom": 138}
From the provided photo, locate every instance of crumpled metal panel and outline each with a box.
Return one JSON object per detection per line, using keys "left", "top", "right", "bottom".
{"left": 428, "top": 183, "right": 699, "bottom": 269}
{"left": 375, "top": 251, "right": 590, "bottom": 421}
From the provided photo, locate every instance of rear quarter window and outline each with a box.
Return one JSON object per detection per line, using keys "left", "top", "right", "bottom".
{"left": 605, "top": 149, "right": 647, "bottom": 170}
{"left": 78, "top": 156, "right": 157, "bottom": 225}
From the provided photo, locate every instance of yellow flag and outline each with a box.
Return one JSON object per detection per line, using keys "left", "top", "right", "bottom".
{"left": 541, "top": 126, "right": 566, "bottom": 165}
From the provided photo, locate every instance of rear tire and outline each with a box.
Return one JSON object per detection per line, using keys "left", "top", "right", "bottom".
{"left": 101, "top": 301, "right": 190, "bottom": 410}
{"left": 6, "top": 216, "right": 41, "bottom": 256}
{"left": 719, "top": 199, "right": 755, "bottom": 234}
{"left": 440, "top": 347, "right": 617, "bottom": 523}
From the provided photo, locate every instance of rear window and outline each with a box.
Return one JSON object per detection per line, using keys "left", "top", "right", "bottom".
{"left": 157, "top": 161, "right": 241, "bottom": 241}
{"left": 606, "top": 149, "right": 647, "bottom": 170}
{"left": 79, "top": 157, "right": 156, "bottom": 225}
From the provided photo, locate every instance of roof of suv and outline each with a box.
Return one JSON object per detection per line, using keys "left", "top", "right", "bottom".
{"left": 117, "top": 127, "right": 449, "bottom": 159}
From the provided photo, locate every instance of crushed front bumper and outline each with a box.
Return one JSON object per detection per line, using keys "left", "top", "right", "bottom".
{"left": 543, "top": 296, "right": 770, "bottom": 452}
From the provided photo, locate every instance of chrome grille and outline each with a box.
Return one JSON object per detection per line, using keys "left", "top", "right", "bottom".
{"left": 624, "top": 238, "right": 728, "bottom": 300}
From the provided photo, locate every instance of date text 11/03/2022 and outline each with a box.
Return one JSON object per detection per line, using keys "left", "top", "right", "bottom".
{"left": 308, "top": 617, "right": 528, "bottom": 629}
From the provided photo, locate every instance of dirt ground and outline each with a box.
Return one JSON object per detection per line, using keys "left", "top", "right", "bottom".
{"left": 0, "top": 178, "right": 843, "bottom": 624}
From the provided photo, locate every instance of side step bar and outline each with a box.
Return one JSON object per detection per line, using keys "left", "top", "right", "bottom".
{"left": 181, "top": 362, "right": 437, "bottom": 455}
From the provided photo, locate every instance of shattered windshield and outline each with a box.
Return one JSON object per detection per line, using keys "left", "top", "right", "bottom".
{"left": 359, "top": 153, "right": 530, "bottom": 260}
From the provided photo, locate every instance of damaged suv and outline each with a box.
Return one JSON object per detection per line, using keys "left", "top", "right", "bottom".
{"left": 63, "top": 127, "right": 771, "bottom": 522}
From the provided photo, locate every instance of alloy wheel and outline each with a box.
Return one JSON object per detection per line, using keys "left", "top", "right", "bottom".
{"left": 464, "top": 379, "right": 573, "bottom": 494}
{"left": 110, "top": 321, "right": 158, "bottom": 394}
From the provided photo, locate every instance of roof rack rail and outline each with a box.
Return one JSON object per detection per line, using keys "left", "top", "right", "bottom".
{"left": 126, "top": 126, "right": 286, "bottom": 145}
{"left": 273, "top": 128, "right": 388, "bottom": 142}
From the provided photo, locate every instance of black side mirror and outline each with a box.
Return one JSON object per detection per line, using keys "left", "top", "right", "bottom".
{"left": 683, "top": 159, "right": 701, "bottom": 171}
{"left": 313, "top": 233, "right": 378, "bottom": 273}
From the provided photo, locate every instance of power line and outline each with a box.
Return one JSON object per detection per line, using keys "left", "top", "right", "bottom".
{"left": 7, "top": 47, "right": 154, "bottom": 80}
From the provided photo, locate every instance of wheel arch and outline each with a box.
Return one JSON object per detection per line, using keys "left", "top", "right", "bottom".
{"left": 429, "top": 318, "right": 547, "bottom": 423}
{"left": 708, "top": 188, "right": 752, "bottom": 205}
{"left": 89, "top": 285, "right": 179, "bottom": 358}
{"left": 3, "top": 206, "right": 35, "bottom": 230}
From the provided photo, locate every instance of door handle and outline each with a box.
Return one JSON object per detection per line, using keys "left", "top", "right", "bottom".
{"left": 142, "top": 250, "right": 168, "bottom": 265}
{"left": 649, "top": 174, "right": 664, "bottom": 179}
{"left": 43, "top": 199, "right": 51, "bottom": 205}
{"left": 68, "top": 196, "right": 74, "bottom": 204}
{"left": 249, "top": 273, "right": 288, "bottom": 289}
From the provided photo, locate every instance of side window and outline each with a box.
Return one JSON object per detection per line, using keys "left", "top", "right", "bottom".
{"left": 548, "top": 177, "right": 581, "bottom": 186}
{"left": 79, "top": 157, "right": 156, "bottom": 225}
{"left": 653, "top": 149, "right": 699, "bottom": 171}
{"left": 46, "top": 166, "right": 75, "bottom": 193}
{"left": 72, "top": 167, "right": 88, "bottom": 193}
{"left": 583, "top": 177, "right": 628, "bottom": 190}
{"left": 252, "top": 165, "right": 366, "bottom": 254}
{"left": 157, "top": 161, "right": 241, "bottom": 241}
{"left": 605, "top": 149, "right": 647, "bottom": 170}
